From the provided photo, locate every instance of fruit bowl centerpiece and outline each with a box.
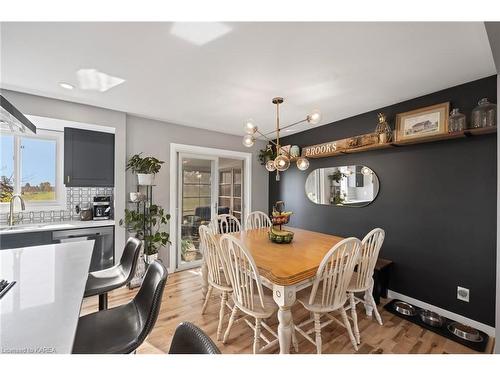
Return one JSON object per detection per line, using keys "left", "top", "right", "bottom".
{"left": 268, "top": 201, "right": 294, "bottom": 244}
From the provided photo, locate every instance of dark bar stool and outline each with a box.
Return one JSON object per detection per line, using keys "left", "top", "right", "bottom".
{"left": 169, "top": 322, "right": 221, "bottom": 354}
{"left": 73, "top": 260, "right": 168, "bottom": 354}
{"left": 84, "top": 237, "right": 142, "bottom": 310}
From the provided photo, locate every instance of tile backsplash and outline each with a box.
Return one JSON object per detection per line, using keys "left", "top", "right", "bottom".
{"left": 0, "top": 187, "right": 114, "bottom": 225}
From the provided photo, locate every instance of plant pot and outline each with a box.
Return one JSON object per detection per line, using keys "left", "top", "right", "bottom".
{"left": 182, "top": 250, "right": 199, "bottom": 262}
{"left": 137, "top": 173, "right": 155, "bottom": 185}
{"left": 129, "top": 192, "right": 146, "bottom": 202}
{"left": 145, "top": 253, "right": 158, "bottom": 264}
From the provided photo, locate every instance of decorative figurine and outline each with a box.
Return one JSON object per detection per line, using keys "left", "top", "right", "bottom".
{"left": 375, "top": 112, "right": 393, "bottom": 143}
{"left": 290, "top": 145, "right": 301, "bottom": 158}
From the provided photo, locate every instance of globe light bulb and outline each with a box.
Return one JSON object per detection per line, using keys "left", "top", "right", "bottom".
{"left": 243, "top": 119, "right": 258, "bottom": 134}
{"left": 361, "top": 167, "right": 372, "bottom": 176}
{"left": 296, "top": 157, "right": 310, "bottom": 171}
{"left": 274, "top": 155, "right": 290, "bottom": 172}
{"left": 242, "top": 134, "right": 255, "bottom": 147}
{"left": 265, "top": 160, "right": 276, "bottom": 172}
{"left": 307, "top": 109, "right": 322, "bottom": 125}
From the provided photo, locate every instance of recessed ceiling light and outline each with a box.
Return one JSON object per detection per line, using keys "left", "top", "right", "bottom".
{"left": 76, "top": 68, "right": 125, "bottom": 92}
{"left": 59, "top": 82, "right": 74, "bottom": 90}
{"left": 170, "top": 22, "right": 231, "bottom": 46}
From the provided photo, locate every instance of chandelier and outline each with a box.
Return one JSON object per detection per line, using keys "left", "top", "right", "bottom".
{"left": 242, "top": 97, "right": 321, "bottom": 181}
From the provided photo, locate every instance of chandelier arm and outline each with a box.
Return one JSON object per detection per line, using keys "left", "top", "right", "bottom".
{"left": 260, "top": 118, "right": 308, "bottom": 137}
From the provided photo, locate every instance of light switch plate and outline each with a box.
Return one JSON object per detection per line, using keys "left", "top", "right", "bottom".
{"left": 457, "top": 286, "right": 470, "bottom": 302}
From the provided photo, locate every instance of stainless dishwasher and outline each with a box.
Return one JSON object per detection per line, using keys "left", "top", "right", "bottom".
{"left": 52, "top": 226, "right": 114, "bottom": 272}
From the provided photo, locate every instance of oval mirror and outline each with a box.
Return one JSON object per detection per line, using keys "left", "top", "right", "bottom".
{"left": 305, "top": 165, "right": 379, "bottom": 207}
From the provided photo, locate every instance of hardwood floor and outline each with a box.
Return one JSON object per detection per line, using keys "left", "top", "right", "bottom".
{"left": 80, "top": 268, "right": 494, "bottom": 354}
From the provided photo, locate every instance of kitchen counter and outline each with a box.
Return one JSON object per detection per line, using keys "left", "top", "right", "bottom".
{"left": 0, "top": 241, "right": 94, "bottom": 353}
{"left": 0, "top": 219, "right": 115, "bottom": 235}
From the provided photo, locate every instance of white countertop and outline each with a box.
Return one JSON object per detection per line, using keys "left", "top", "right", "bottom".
{"left": 0, "top": 220, "right": 115, "bottom": 235}
{"left": 0, "top": 241, "right": 94, "bottom": 354}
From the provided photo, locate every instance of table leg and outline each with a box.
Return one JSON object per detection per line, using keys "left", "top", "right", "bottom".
{"left": 98, "top": 293, "right": 108, "bottom": 311}
{"left": 273, "top": 285, "right": 296, "bottom": 354}
{"left": 201, "top": 261, "right": 208, "bottom": 297}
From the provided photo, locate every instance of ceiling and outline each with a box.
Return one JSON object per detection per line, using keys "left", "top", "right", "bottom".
{"left": 0, "top": 22, "right": 496, "bottom": 136}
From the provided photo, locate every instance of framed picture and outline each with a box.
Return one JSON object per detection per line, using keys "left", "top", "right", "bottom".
{"left": 395, "top": 102, "right": 450, "bottom": 142}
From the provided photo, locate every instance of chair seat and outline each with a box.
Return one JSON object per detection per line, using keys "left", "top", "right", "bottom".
{"left": 346, "top": 272, "right": 372, "bottom": 294}
{"left": 232, "top": 291, "right": 277, "bottom": 319}
{"left": 84, "top": 265, "right": 128, "bottom": 297}
{"left": 296, "top": 285, "right": 347, "bottom": 313}
{"left": 208, "top": 278, "right": 232, "bottom": 293}
{"left": 72, "top": 302, "right": 143, "bottom": 354}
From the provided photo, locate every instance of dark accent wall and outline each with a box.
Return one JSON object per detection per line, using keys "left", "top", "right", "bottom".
{"left": 269, "top": 75, "right": 497, "bottom": 326}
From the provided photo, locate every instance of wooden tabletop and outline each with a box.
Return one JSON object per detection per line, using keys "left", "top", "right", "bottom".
{"left": 228, "top": 227, "right": 344, "bottom": 286}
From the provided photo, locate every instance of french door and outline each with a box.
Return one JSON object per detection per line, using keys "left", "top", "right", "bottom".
{"left": 176, "top": 153, "right": 218, "bottom": 270}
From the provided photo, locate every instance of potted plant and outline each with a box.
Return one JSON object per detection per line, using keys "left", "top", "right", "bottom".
{"left": 126, "top": 153, "right": 165, "bottom": 185}
{"left": 181, "top": 239, "right": 199, "bottom": 262}
{"left": 328, "top": 170, "right": 346, "bottom": 184}
{"left": 119, "top": 204, "right": 171, "bottom": 264}
{"left": 258, "top": 145, "right": 276, "bottom": 166}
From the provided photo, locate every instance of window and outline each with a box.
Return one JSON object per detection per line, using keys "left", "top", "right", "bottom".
{"left": 0, "top": 130, "right": 65, "bottom": 209}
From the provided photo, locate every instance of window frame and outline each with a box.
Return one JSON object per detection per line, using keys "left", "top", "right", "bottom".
{"left": 0, "top": 129, "right": 66, "bottom": 212}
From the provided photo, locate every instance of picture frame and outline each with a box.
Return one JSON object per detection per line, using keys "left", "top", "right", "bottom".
{"left": 395, "top": 102, "right": 450, "bottom": 142}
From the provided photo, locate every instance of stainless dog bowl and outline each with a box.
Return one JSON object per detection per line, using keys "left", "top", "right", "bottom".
{"left": 419, "top": 310, "right": 445, "bottom": 327}
{"left": 447, "top": 322, "right": 483, "bottom": 342}
{"left": 394, "top": 301, "right": 417, "bottom": 316}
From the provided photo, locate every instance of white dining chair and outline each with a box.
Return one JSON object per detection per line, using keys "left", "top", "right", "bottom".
{"left": 199, "top": 225, "right": 233, "bottom": 341}
{"left": 346, "top": 228, "right": 385, "bottom": 344}
{"left": 212, "top": 214, "right": 241, "bottom": 234}
{"left": 294, "top": 237, "right": 361, "bottom": 353}
{"left": 245, "top": 211, "right": 272, "bottom": 230}
{"left": 219, "top": 234, "right": 279, "bottom": 354}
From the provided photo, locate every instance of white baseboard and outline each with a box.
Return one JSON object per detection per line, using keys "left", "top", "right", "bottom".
{"left": 387, "top": 290, "right": 496, "bottom": 337}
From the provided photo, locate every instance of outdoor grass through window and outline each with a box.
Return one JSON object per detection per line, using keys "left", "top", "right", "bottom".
{"left": 1, "top": 132, "right": 59, "bottom": 204}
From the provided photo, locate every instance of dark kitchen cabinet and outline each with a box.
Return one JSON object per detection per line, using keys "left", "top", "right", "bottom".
{"left": 0, "top": 231, "right": 53, "bottom": 250}
{"left": 64, "top": 127, "right": 115, "bottom": 187}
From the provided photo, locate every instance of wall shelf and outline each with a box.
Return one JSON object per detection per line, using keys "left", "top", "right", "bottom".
{"left": 304, "top": 126, "right": 496, "bottom": 159}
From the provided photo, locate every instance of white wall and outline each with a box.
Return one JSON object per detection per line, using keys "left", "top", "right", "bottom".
{"left": 125, "top": 114, "right": 268, "bottom": 263}
{"left": 1, "top": 89, "right": 128, "bottom": 261}
{"left": 0, "top": 90, "right": 270, "bottom": 267}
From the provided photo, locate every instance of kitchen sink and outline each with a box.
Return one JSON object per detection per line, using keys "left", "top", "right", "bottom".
{"left": 0, "top": 223, "right": 74, "bottom": 232}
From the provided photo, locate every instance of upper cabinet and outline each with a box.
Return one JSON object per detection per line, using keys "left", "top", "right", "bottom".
{"left": 64, "top": 127, "right": 115, "bottom": 187}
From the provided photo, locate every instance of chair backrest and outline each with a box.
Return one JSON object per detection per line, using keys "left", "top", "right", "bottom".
{"left": 309, "top": 237, "right": 361, "bottom": 308}
{"left": 219, "top": 234, "right": 266, "bottom": 312}
{"left": 133, "top": 260, "right": 168, "bottom": 344}
{"left": 245, "top": 211, "right": 272, "bottom": 230}
{"left": 351, "top": 228, "right": 385, "bottom": 291}
{"left": 199, "top": 225, "right": 228, "bottom": 287}
{"left": 213, "top": 214, "right": 241, "bottom": 234}
{"left": 168, "top": 322, "right": 221, "bottom": 354}
{"left": 119, "top": 237, "right": 143, "bottom": 283}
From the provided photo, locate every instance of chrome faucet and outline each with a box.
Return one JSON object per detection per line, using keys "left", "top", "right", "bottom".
{"left": 8, "top": 194, "right": 25, "bottom": 226}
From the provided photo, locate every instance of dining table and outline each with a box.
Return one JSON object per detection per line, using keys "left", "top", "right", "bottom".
{"left": 0, "top": 241, "right": 94, "bottom": 354}
{"left": 202, "top": 226, "right": 369, "bottom": 354}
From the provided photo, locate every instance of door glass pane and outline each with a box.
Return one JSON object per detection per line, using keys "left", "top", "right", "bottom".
{"left": 0, "top": 135, "right": 14, "bottom": 202}
{"left": 20, "top": 137, "right": 57, "bottom": 201}
{"left": 180, "top": 157, "right": 213, "bottom": 265}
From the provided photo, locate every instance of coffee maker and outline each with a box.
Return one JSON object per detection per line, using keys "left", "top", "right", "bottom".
{"left": 92, "top": 196, "right": 111, "bottom": 220}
